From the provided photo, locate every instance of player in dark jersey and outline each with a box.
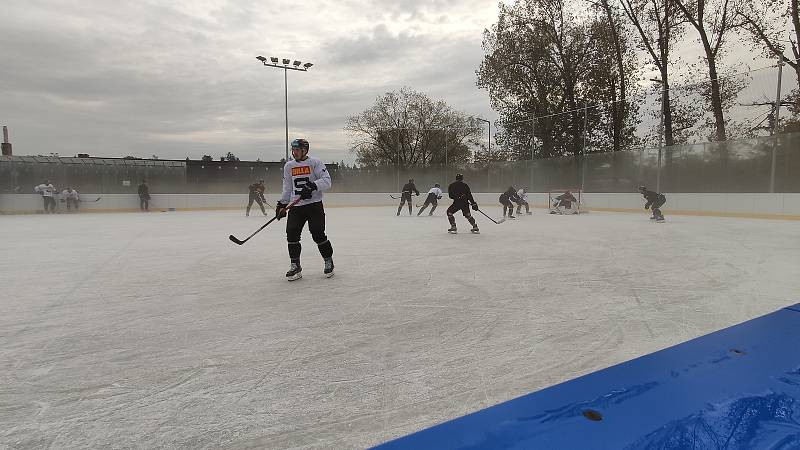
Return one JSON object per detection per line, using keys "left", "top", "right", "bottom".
{"left": 446, "top": 173, "right": 479, "bottom": 234}
{"left": 499, "top": 186, "right": 521, "bottom": 219}
{"left": 639, "top": 185, "right": 666, "bottom": 222}
{"left": 397, "top": 179, "right": 420, "bottom": 216}
{"left": 246, "top": 179, "right": 267, "bottom": 216}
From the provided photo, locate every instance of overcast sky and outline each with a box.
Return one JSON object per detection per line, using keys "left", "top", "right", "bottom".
{"left": 2, "top": 0, "right": 503, "bottom": 164}
{"left": 1, "top": 1, "right": 788, "bottom": 164}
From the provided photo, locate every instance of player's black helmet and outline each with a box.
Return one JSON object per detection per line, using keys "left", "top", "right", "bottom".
{"left": 638, "top": 185, "right": 646, "bottom": 192}
{"left": 291, "top": 138, "right": 310, "bottom": 154}
{"left": 434, "top": 183, "right": 440, "bottom": 187}
{"left": 455, "top": 173, "right": 463, "bottom": 181}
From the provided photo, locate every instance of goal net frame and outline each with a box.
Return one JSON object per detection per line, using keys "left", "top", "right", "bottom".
{"left": 547, "top": 188, "right": 588, "bottom": 214}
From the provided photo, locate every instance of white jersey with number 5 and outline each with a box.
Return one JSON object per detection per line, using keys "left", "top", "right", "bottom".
{"left": 280, "top": 156, "right": 332, "bottom": 207}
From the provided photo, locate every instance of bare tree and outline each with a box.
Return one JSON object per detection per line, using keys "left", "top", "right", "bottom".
{"left": 620, "top": 0, "right": 686, "bottom": 147}
{"left": 344, "top": 87, "right": 482, "bottom": 167}
{"left": 673, "top": 0, "right": 746, "bottom": 141}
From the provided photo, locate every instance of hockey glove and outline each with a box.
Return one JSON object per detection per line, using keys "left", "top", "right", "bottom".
{"left": 471, "top": 203, "right": 479, "bottom": 211}
{"left": 275, "top": 202, "right": 288, "bottom": 220}
{"left": 299, "top": 182, "right": 317, "bottom": 200}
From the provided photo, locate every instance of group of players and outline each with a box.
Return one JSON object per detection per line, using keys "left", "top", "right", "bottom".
{"left": 249, "top": 137, "right": 668, "bottom": 282}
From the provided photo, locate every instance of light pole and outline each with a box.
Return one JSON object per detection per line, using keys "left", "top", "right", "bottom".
{"left": 256, "top": 55, "right": 313, "bottom": 162}
{"left": 476, "top": 118, "right": 491, "bottom": 191}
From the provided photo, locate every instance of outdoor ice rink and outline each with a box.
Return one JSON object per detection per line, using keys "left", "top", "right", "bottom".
{"left": 2, "top": 206, "right": 799, "bottom": 449}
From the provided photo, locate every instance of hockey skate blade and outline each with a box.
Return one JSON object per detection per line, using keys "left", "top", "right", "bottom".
{"left": 448, "top": 230, "right": 457, "bottom": 234}
{"left": 324, "top": 271, "right": 334, "bottom": 278}
{"left": 497, "top": 218, "right": 506, "bottom": 224}
{"left": 287, "top": 273, "right": 303, "bottom": 281}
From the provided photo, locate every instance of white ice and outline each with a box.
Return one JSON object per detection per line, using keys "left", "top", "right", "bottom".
{"left": 1, "top": 207, "right": 799, "bottom": 448}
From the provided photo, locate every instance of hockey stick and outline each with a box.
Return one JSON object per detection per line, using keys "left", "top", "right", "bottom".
{"left": 389, "top": 194, "right": 400, "bottom": 199}
{"left": 229, "top": 197, "right": 301, "bottom": 245}
{"left": 475, "top": 208, "right": 505, "bottom": 224}
{"left": 81, "top": 197, "right": 102, "bottom": 202}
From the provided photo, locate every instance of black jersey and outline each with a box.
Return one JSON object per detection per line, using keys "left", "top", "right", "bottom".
{"left": 401, "top": 182, "right": 420, "bottom": 196}
{"left": 500, "top": 187, "right": 521, "bottom": 203}
{"left": 641, "top": 189, "right": 665, "bottom": 207}
{"left": 448, "top": 180, "right": 476, "bottom": 205}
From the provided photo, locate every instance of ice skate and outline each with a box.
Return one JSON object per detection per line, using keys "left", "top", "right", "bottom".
{"left": 526, "top": 211, "right": 532, "bottom": 215}
{"left": 286, "top": 262, "right": 302, "bottom": 281}
{"left": 470, "top": 225, "right": 480, "bottom": 234}
{"left": 448, "top": 225, "right": 457, "bottom": 234}
{"left": 324, "top": 258, "right": 334, "bottom": 278}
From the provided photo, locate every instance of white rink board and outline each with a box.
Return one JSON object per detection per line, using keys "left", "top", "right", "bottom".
{"left": 1, "top": 207, "right": 799, "bottom": 448}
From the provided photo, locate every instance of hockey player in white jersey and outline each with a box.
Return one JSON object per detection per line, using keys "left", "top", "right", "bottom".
{"left": 515, "top": 186, "right": 532, "bottom": 215}
{"left": 417, "top": 183, "right": 443, "bottom": 216}
{"left": 275, "top": 138, "right": 335, "bottom": 280}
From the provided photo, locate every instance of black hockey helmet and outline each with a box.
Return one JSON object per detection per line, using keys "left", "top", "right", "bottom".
{"left": 291, "top": 138, "right": 310, "bottom": 154}
{"left": 434, "top": 183, "right": 440, "bottom": 187}
{"left": 409, "top": 178, "right": 414, "bottom": 183}
{"left": 455, "top": 173, "right": 463, "bottom": 181}
{"left": 638, "top": 185, "right": 646, "bottom": 192}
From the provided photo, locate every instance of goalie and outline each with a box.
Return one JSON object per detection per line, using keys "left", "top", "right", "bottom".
{"left": 550, "top": 190, "right": 578, "bottom": 214}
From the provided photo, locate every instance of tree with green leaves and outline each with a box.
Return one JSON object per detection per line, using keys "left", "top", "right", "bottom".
{"left": 344, "top": 87, "right": 483, "bottom": 167}
{"left": 477, "top": 0, "right": 639, "bottom": 158}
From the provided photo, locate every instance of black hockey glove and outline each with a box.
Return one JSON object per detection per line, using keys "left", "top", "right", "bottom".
{"left": 275, "top": 202, "right": 288, "bottom": 220}
{"left": 299, "top": 182, "right": 317, "bottom": 200}
{"left": 471, "top": 203, "right": 479, "bottom": 211}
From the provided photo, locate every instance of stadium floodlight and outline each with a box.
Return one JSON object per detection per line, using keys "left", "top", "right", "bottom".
{"left": 256, "top": 55, "right": 315, "bottom": 162}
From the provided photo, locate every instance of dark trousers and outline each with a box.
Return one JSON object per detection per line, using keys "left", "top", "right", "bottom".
{"left": 397, "top": 194, "right": 413, "bottom": 215}
{"left": 247, "top": 194, "right": 265, "bottom": 215}
{"left": 140, "top": 196, "right": 149, "bottom": 211}
{"left": 417, "top": 194, "right": 438, "bottom": 215}
{"left": 516, "top": 201, "right": 529, "bottom": 214}
{"left": 66, "top": 198, "right": 79, "bottom": 211}
{"left": 286, "top": 201, "right": 333, "bottom": 262}
{"left": 446, "top": 202, "right": 477, "bottom": 227}
{"left": 43, "top": 197, "right": 56, "bottom": 213}
{"left": 651, "top": 198, "right": 666, "bottom": 219}
{"left": 500, "top": 198, "right": 514, "bottom": 216}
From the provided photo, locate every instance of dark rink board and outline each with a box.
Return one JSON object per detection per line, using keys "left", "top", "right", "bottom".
{"left": 374, "top": 303, "right": 800, "bottom": 449}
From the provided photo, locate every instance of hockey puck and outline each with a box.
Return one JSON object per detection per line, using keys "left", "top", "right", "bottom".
{"left": 581, "top": 409, "right": 603, "bottom": 421}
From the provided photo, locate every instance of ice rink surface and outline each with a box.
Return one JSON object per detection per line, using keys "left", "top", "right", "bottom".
{"left": 2, "top": 206, "right": 799, "bottom": 449}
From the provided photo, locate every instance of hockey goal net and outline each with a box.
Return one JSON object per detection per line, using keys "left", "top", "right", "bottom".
{"left": 547, "top": 188, "right": 588, "bottom": 214}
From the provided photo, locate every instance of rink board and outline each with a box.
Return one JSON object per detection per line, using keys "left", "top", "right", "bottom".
{"left": 374, "top": 303, "right": 800, "bottom": 449}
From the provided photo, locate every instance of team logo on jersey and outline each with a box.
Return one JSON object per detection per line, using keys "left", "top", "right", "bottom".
{"left": 291, "top": 166, "right": 311, "bottom": 176}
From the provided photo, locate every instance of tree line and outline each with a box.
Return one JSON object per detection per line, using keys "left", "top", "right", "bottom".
{"left": 346, "top": 0, "right": 798, "bottom": 166}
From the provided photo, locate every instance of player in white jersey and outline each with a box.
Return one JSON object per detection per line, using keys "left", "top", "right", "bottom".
{"left": 417, "top": 183, "right": 443, "bottom": 216}
{"left": 275, "top": 138, "right": 334, "bottom": 280}
{"left": 515, "top": 186, "right": 532, "bottom": 215}
{"left": 34, "top": 180, "right": 57, "bottom": 213}
{"left": 61, "top": 187, "right": 80, "bottom": 211}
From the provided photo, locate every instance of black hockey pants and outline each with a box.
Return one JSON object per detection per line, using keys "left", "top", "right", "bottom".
{"left": 447, "top": 202, "right": 477, "bottom": 227}
{"left": 286, "top": 201, "right": 333, "bottom": 262}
